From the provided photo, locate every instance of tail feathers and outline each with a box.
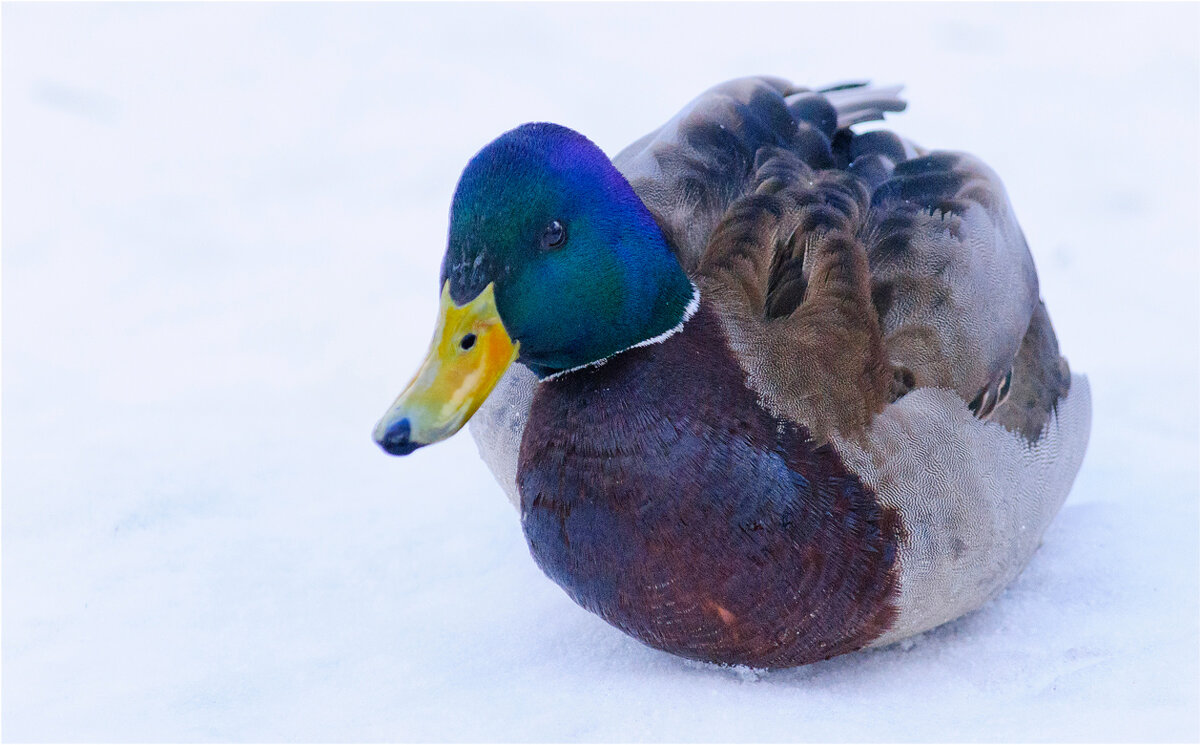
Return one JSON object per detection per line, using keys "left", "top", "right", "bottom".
{"left": 817, "top": 82, "right": 907, "bottom": 129}
{"left": 817, "top": 80, "right": 872, "bottom": 93}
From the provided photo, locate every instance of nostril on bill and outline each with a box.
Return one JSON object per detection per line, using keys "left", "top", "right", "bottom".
{"left": 376, "top": 418, "right": 422, "bottom": 456}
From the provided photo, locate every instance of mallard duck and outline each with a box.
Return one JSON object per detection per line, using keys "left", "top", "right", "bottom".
{"left": 373, "top": 77, "right": 1092, "bottom": 668}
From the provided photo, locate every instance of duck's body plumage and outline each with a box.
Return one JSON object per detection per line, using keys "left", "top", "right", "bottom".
{"left": 464, "top": 76, "right": 1091, "bottom": 667}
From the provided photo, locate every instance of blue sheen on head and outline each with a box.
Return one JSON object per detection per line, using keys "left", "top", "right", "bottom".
{"left": 441, "top": 123, "right": 693, "bottom": 376}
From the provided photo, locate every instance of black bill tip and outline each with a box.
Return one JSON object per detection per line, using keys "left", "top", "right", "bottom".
{"left": 375, "top": 418, "right": 423, "bottom": 456}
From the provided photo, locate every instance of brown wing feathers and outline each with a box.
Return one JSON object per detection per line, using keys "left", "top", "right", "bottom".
{"left": 865, "top": 152, "right": 1042, "bottom": 420}
{"left": 624, "top": 78, "right": 1053, "bottom": 442}
{"left": 699, "top": 147, "right": 893, "bottom": 443}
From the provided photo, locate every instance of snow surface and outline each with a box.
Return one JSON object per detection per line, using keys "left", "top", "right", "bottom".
{"left": 3, "top": 3, "right": 1198, "bottom": 741}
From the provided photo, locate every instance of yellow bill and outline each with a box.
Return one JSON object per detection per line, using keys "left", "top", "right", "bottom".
{"left": 374, "top": 282, "right": 518, "bottom": 455}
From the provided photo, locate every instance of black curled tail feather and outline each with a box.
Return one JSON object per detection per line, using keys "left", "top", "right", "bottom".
{"left": 816, "top": 82, "right": 908, "bottom": 129}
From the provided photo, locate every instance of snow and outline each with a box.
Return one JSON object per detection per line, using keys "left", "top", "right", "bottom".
{"left": 3, "top": 3, "right": 1197, "bottom": 741}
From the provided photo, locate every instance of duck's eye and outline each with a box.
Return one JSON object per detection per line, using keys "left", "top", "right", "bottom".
{"left": 460, "top": 333, "right": 477, "bottom": 351}
{"left": 541, "top": 220, "right": 567, "bottom": 250}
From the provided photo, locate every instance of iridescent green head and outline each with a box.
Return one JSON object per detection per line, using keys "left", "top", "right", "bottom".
{"left": 374, "top": 123, "right": 695, "bottom": 455}
{"left": 442, "top": 122, "right": 694, "bottom": 376}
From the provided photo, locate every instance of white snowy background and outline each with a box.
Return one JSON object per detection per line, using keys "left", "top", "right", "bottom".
{"left": 4, "top": 3, "right": 1198, "bottom": 741}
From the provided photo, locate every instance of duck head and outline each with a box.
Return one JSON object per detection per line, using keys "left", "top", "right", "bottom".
{"left": 374, "top": 123, "right": 695, "bottom": 456}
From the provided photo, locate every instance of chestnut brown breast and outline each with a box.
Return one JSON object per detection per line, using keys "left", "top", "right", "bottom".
{"left": 517, "top": 302, "right": 902, "bottom": 668}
